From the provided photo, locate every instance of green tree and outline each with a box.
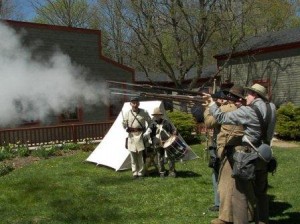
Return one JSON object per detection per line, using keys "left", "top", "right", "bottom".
{"left": 31, "top": 0, "right": 98, "bottom": 28}
{"left": 93, "top": 0, "right": 127, "bottom": 64}
{"left": 100, "top": 0, "right": 299, "bottom": 90}
{"left": 0, "top": 0, "right": 23, "bottom": 20}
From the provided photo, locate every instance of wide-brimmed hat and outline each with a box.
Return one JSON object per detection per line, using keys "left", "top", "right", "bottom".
{"left": 130, "top": 96, "right": 140, "bottom": 102}
{"left": 245, "top": 83, "right": 268, "bottom": 100}
{"left": 152, "top": 107, "right": 163, "bottom": 115}
{"left": 224, "top": 85, "right": 245, "bottom": 100}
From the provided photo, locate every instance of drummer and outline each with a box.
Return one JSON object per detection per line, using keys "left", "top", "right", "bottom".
{"left": 143, "top": 107, "right": 178, "bottom": 178}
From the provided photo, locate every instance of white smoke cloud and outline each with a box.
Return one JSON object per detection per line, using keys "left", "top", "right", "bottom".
{"left": 0, "top": 21, "right": 109, "bottom": 127}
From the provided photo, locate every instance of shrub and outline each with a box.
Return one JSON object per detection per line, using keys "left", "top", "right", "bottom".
{"left": 61, "top": 142, "right": 80, "bottom": 151}
{"left": 0, "top": 144, "right": 16, "bottom": 161}
{"left": 275, "top": 102, "right": 300, "bottom": 140}
{"left": 32, "top": 145, "right": 58, "bottom": 159}
{"left": 0, "top": 162, "right": 14, "bottom": 176}
{"left": 80, "top": 144, "right": 96, "bottom": 152}
{"left": 16, "top": 145, "right": 31, "bottom": 157}
{"left": 166, "top": 110, "right": 198, "bottom": 144}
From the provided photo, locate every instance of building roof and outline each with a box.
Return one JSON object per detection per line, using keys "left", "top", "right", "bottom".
{"left": 215, "top": 26, "right": 300, "bottom": 60}
{"left": 135, "top": 64, "right": 217, "bottom": 83}
{"left": 3, "top": 19, "right": 134, "bottom": 74}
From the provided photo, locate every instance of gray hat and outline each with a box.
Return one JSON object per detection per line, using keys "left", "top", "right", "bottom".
{"left": 245, "top": 83, "right": 268, "bottom": 100}
{"left": 130, "top": 96, "right": 140, "bottom": 102}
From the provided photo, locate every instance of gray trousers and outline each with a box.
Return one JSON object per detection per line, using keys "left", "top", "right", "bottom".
{"left": 157, "top": 147, "right": 175, "bottom": 174}
{"left": 212, "top": 170, "right": 220, "bottom": 207}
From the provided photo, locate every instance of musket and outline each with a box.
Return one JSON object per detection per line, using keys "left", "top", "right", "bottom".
{"left": 110, "top": 88, "right": 205, "bottom": 104}
{"left": 107, "top": 80, "right": 204, "bottom": 96}
{"left": 140, "top": 92, "right": 205, "bottom": 104}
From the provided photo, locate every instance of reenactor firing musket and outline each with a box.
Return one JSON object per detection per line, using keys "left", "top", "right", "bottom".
{"left": 107, "top": 80, "right": 204, "bottom": 96}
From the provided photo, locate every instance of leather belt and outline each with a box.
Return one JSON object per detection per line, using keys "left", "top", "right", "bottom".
{"left": 127, "top": 127, "right": 144, "bottom": 132}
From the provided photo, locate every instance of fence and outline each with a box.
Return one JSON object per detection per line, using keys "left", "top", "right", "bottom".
{"left": 0, "top": 122, "right": 114, "bottom": 146}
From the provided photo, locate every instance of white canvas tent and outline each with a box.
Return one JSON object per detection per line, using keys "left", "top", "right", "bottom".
{"left": 86, "top": 100, "right": 199, "bottom": 171}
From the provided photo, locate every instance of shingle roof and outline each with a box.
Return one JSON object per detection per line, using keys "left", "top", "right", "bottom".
{"left": 135, "top": 64, "right": 217, "bottom": 82}
{"left": 215, "top": 26, "right": 300, "bottom": 57}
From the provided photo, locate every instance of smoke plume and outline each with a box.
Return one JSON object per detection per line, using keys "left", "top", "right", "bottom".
{"left": 0, "top": 21, "right": 109, "bottom": 127}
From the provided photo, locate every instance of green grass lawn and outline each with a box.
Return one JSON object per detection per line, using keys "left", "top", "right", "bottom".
{"left": 0, "top": 144, "right": 299, "bottom": 224}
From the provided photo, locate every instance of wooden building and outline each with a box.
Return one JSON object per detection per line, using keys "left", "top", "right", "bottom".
{"left": 3, "top": 20, "right": 134, "bottom": 127}
{"left": 214, "top": 27, "right": 300, "bottom": 106}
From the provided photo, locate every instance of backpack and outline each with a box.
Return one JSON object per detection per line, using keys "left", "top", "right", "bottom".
{"left": 232, "top": 151, "right": 258, "bottom": 180}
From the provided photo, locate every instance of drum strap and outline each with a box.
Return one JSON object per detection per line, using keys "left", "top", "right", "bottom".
{"left": 156, "top": 123, "right": 170, "bottom": 141}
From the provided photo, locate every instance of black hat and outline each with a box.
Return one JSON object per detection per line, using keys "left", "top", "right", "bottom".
{"left": 211, "top": 90, "right": 228, "bottom": 100}
{"left": 211, "top": 90, "right": 240, "bottom": 102}
{"left": 130, "top": 96, "right": 140, "bottom": 102}
{"left": 224, "top": 85, "right": 245, "bottom": 99}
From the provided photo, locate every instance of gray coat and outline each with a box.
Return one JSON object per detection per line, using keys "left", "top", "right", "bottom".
{"left": 209, "top": 98, "right": 276, "bottom": 144}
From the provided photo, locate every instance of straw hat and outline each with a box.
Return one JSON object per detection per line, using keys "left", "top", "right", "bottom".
{"left": 152, "top": 107, "right": 163, "bottom": 115}
{"left": 245, "top": 83, "right": 268, "bottom": 100}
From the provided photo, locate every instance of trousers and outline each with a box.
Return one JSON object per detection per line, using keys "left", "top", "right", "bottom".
{"left": 130, "top": 151, "right": 144, "bottom": 176}
{"left": 254, "top": 161, "right": 269, "bottom": 224}
{"left": 157, "top": 147, "right": 175, "bottom": 174}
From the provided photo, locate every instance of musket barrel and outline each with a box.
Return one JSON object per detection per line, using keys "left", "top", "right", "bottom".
{"left": 107, "top": 80, "right": 204, "bottom": 96}
{"left": 140, "top": 92, "right": 205, "bottom": 103}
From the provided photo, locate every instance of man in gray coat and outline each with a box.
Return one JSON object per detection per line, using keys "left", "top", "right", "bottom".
{"left": 203, "top": 83, "right": 276, "bottom": 224}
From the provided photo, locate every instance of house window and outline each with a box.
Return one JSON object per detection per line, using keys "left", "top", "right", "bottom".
{"left": 60, "top": 107, "right": 82, "bottom": 122}
{"left": 13, "top": 99, "right": 40, "bottom": 126}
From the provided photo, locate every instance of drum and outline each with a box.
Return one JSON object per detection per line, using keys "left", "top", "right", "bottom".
{"left": 163, "top": 135, "right": 188, "bottom": 160}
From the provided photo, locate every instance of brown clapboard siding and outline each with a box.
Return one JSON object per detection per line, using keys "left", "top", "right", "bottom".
{"left": 3, "top": 20, "right": 134, "bottom": 127}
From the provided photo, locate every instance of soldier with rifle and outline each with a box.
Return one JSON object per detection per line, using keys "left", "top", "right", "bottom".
{"left": 204, "top": 86, "right": 245, "bottom": 220}
{"left": 203, "top": 84, "right": 277, "bottom": 224}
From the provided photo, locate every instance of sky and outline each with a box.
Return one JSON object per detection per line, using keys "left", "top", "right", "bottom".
{"left": 12, "top": 0, "right": 98, "bottom": 21}
{"left": 13, "top": 0, "right": 38, "bottom": 21}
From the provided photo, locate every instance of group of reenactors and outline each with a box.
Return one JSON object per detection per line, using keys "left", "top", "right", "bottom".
{"left": 122, "top": 83, "right": 276, "bottom": 224}
{"left": 122, "top": 97, "right": 178, "bottom": 179}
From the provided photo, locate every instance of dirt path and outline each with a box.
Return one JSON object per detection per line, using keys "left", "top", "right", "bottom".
{"left": 272, "top": 138, "right": 299, "bottom": 148}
